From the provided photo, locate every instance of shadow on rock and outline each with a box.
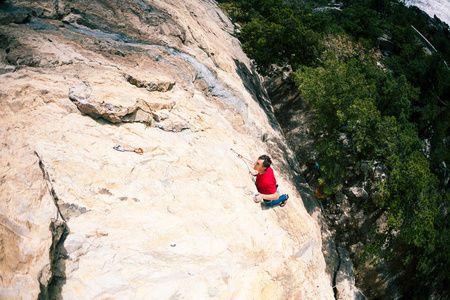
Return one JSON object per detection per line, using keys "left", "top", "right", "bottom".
{"left": 38, "top": 220, "right": 69, "bottom": 300}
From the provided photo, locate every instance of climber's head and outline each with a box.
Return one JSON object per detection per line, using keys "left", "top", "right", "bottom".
{"left": 254, "top": 155, "right": 271, "bottom": 174}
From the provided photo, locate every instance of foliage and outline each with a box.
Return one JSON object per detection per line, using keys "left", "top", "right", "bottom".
{"left": 374, "top": 155, "right": 449, "bottom": 298}
{"left": 240, "top": 7, "right": 322, "bottom": 75}
{"left": 300, "top": 11, "right": 340, "bottom": 34}
{"left": 218, "top": 2, "right": 247, "bottom": 24}
{"left": 389, "top": 1, "right": 450, "bottom": 62}
{"left": 218, "top": 0, "right": 285, "bottom": 24}
{"left": 387, "top": 51, "right": 450, "bottom": 170}
{"left": 338, "top": 4, "right": 385, "bottom": 44}
{"left": 293, "top": 54, "right": 406, "bottom": 184}
{"left": 321, "top": 34, "right": 374, "bottom": 62}
{"left": 373, "top": 73, "right": 416, "bottom": 122}
{"left": 219, "top": 0, "right": 450, "bottom": 296}
{"left": 376, "top": 151, "right": 439, "bottom": 249}
{"left": 294, "top": 49, "right": 447, "bottom": 295}
{"left": 416, "top": 192, "right": 450, "bottom": 295}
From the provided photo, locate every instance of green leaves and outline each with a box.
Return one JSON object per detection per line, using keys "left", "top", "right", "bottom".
{"left": 383, "top": 151, "right": 439, "bottom": 248}
{"left": 295, "top": 51, "right": 444, "bottom": 280}
{"left": 240, "top": 7, "right": 322, "bottom": 75}
{"left": 221, "top": 0, "right": 450, "bottom": 293}
{"left": 294, "top": 55, "right": 394, "bottom": 161}
{"left": 241, "top": 17, "right": 285, "bottom": 75}
{"left": 339, "top": 4, "right": 385, "bottom": 44}
{"left": 374, "top": 73, "right": 417, "bottom": 122}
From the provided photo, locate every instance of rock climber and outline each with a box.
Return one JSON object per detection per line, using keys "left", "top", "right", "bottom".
{"left": 243, "top": 154, "right": 288, "bottom": 207}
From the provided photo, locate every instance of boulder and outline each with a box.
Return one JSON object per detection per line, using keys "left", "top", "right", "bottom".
{"left": 345, "top": 187, "right": 369, "bottom": 202}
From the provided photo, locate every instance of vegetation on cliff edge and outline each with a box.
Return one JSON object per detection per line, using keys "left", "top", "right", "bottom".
{"left": 220, "top": 0, "right": 449, "bottom": 297}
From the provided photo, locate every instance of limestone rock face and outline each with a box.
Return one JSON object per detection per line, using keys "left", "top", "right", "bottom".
{"left": 0, "top": 0, "right": 334, "bottom": 299}
{"left": 335, "top": 247, "right": 364, "bottom": 300}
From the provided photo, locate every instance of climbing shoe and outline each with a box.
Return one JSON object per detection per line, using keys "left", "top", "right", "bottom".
{"left": 280, "top": 195, "right": 289, "bottom": 207}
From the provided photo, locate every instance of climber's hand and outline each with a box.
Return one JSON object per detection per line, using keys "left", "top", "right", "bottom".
{"left": 253, "top": 194, "right": 263, "bottom": 203}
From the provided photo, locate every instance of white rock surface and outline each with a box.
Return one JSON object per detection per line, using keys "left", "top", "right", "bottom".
{"left": 0, "top": 0, "right": 335, "bottom": 299}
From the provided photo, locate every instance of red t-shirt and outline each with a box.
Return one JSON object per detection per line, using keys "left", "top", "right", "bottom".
{"left": 256, "top": 167, "right": 277, "bottom": 194}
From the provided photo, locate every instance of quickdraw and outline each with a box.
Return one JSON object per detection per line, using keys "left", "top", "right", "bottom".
{"left": 113, "top": 144, "right": 144, "bottom": 155}
{"left": 230, "top": 148, "right": 253, "bottom": 163}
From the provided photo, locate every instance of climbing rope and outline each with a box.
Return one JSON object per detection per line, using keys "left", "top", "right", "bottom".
{"left": 230, "top": 148, "right": 254, "bottom": 163}
{"left": 113, "top": 144, "right": 144, "bottom": 155}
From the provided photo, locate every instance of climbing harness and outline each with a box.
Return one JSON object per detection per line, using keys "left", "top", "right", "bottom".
{"left": 230, "top": 148, "right": 253, "bottom": 163}
{"left": 113, "top": 144, "right": 144, "bottom": 155}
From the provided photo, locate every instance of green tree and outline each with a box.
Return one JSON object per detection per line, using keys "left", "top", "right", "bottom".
{"left": 294, "top": 43, "right": 448, "bottom": 298}
{"left": 220, "top": 0, "right": 450, "bottom": 295}
{"left": 339, "top": 4, "right": 385, "bottom": 44}
{"left": 294, "top": 54, "right": 400, "bottom": 185}
{"left": 376, "top": 151, "right": 439, "bottom": 249}
{"left": 218, "top": 0, "right": 284, "bottom": 24}
{"left": 373, "top": 73, "right": 417, "bottom": 122}
{"left": 416, "top": 192, "right": 450, "bottom": 296}
{"left": 240, "top": 7, "right": 322, "bottom": 75}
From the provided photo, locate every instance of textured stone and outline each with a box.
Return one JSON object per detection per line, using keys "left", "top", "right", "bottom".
{"left": 336, "top": 191, "right": 348, "bottom": 204}
{"left": 335, "top": 247, "right": 364, "bottom": 300}
{"left": 346, "top": 187, "right": 369, "bottom": 202}
{"left": 0, "top": 0, "right": 335, "bottom": 299}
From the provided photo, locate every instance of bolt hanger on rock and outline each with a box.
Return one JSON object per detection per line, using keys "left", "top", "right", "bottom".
{"left": 113, "top": 144, "right": 144, "bottom": 155}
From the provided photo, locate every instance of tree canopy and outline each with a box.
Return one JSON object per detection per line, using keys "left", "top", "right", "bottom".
{"left": 220, "top": 0, "right": 450, "bottom": 297}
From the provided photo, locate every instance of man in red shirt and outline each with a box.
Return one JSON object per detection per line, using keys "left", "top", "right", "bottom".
{"left": 244, "top": 155, "right": 288, "bottom": 207}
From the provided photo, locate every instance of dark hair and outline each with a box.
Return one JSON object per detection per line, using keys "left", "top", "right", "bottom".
{"left": 258, "top": 155, "right": 272, "bottom": 169}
